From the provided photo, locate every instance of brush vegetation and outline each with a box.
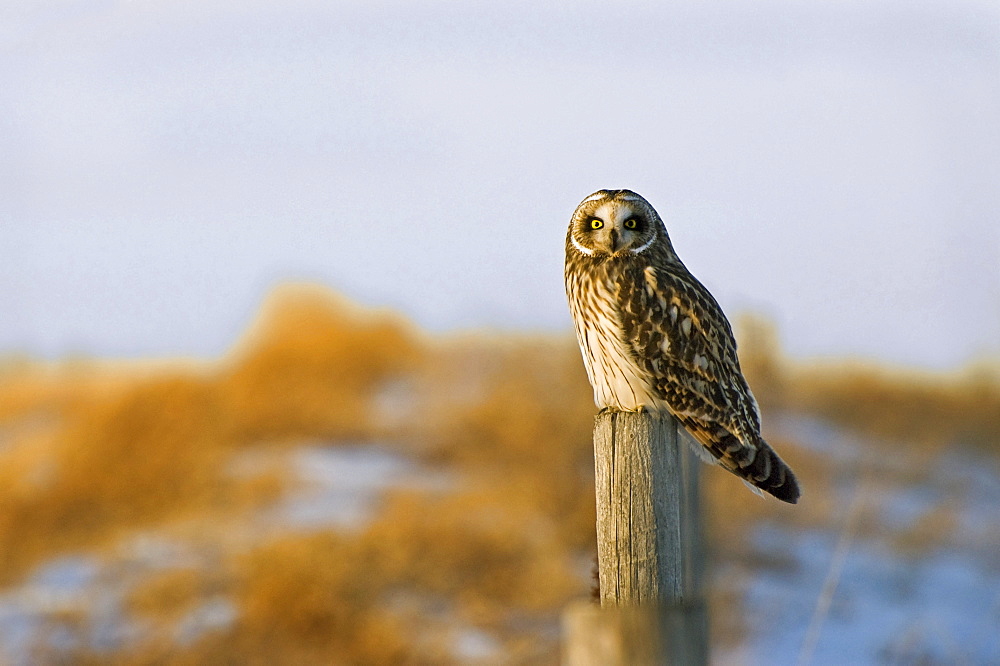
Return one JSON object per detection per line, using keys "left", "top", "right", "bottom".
{"left": 0, "top": 285, "right": 996, "bottom": 663}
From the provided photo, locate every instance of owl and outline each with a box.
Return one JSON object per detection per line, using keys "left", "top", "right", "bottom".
{"left": 565, "top": 189, "right": 799, "bottom": 503}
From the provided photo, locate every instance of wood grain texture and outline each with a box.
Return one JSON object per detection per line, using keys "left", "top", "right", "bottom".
{"left": 593, "top": 411, "right": 705, "bottom": 604}
{"left": 581, "top": 410, "right": 708, "bottom": 664}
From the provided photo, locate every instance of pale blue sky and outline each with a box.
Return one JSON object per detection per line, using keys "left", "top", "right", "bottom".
{"left": 2, "top": 0, "right": 999, "bottom": 368}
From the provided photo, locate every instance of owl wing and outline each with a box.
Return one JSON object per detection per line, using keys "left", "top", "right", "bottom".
{"left": 617, "top": 262, "right": 799, "bottom": 502}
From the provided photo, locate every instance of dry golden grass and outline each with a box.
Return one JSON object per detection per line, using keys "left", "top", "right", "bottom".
{"left": 737, "top": 313, "right": 1000, "bottom": 454}
{"left": 1, "top": 285, "right": 995, "bottom": 663}
{"left": 128, "top": 567, "right": 210, "bottom": 624}
{"left": 0, "top": 285, "right": 418, "bottom": 587}
{"left": 784, "top": 362, "right": 1000, "bottom": 454}
{"left": 0, "top": 374, "right": 232, "bottom": 584}
{"left": 220, "top": 284, "right": 420, "bottom": 442}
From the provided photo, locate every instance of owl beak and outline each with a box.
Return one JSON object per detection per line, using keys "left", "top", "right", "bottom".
{"left": 608, "top": 228, "right": 622, "bottom": 254}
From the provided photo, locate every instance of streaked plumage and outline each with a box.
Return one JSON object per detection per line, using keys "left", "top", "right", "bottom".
{"left": 565, "top": 189, "right": 800, "bottom": 503}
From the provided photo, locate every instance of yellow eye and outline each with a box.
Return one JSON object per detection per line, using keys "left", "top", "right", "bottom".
{"left": 589, "top": 217, "right": 604, "bottom": 230}
{"left": 624, "top": 218, "right": 638, "bottom": 230}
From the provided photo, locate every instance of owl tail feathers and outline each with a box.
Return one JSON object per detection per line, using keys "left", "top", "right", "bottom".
{"left": 679, "top": 424, "right": 800, "bottom": 503}
{"left": 739, "top": 436, "right": 800, "bottom": 504}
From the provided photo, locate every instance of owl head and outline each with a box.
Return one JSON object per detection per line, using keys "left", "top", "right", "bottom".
{"left": 567, "top": 189, "right": 673, "bottom": 259}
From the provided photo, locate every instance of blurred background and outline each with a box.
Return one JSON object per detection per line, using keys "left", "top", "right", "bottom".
{"left": 2, "top": 0, "right": 999, "bottom": 663}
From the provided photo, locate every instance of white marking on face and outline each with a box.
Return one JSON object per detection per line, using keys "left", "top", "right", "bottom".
{"left": 570, "top": 234, "right": 595, "bottom": 256}
{"left": 574, "top": 199, "right": 655, "bottom": 256}
{"left": 629, "top": 232, "right": 657, "bottom": 255}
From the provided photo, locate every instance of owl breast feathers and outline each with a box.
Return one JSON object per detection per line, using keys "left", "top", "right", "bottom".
{"left": 565, "top": 189, "right": 800, "bottom": 503}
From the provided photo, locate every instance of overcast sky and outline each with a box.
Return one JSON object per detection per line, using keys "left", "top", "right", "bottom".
{"left": 2, "top": 0, "right": 999, "bottom": 369}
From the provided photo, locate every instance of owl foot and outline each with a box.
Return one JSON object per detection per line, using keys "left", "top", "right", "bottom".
{"left": 597, "top": 406, "right": 648, "bottom": 415}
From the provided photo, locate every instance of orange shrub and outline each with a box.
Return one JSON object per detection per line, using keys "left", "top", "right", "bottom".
{"left": 219, "top": 284, "right": 420, "bottom": 442}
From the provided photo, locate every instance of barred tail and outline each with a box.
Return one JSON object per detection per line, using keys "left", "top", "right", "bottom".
{"left": 744, "top": 438, "right": 800, "bottom": 503}
{"left": 678, "top": 418, "right": 801, "bottom": 504}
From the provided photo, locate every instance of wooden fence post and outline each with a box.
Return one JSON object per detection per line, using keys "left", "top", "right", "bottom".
{"left": 563, "top": 411, "right": 708, "bottom": 665}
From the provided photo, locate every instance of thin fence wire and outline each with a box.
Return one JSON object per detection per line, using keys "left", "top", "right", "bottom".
{"left": 797, "top": 477, "right": 868, "bottom": 666}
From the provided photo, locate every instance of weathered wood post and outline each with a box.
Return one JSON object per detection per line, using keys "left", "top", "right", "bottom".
{"left": 563, "top": 411, "right": 708, "bottom": 665}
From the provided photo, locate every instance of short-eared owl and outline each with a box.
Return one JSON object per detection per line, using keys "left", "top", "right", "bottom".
{"left": 565, "top": 189, "right": 799, "bottom": 503}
